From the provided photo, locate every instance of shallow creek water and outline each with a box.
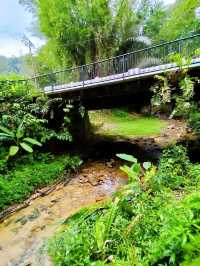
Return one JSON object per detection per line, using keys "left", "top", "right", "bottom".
{"left": 0, "top": 160, "right": 127, "bottom": 266}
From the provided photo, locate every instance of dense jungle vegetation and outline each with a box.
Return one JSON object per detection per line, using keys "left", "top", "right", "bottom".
{"left": 0, "top": 80, "right": 82, "bottom": 210}
{"left": 48, "top": 146, "right": 200, "bottom": 266}
{"left": 0, "top": 0, "right": 200, "bottom": 265}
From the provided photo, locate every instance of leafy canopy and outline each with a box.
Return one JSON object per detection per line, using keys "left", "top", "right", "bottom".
{"left": 159, "top": 0, "right": 200, "bottom": 41}
{"left": 37, "top": 0, "right": 136, "bottom": 66}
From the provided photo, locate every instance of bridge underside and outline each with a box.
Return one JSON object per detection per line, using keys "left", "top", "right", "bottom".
{"left": 50, "top": 66, "right": 200, "bottom": 110}
{"left": 72, "top": 78, "right": 153, "bottom": 110}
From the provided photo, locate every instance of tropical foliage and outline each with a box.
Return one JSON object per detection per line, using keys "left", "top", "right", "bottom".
{"left": 151, "top": 53, "right": 200, "bottom": 137}
{"left": 0, "top": 78, "right": 81, "bottom": 210}
{"left": 37, "top": 0, "right": 136, "bottom": 67}
{"left": 0, "top": 79, "right": 72, "bottom": 158}
{"left": 159, "top": 0, "right": 200, "bottom": 41}
{"left": 0, "top": 153, "right": 82, "bottom": 210}
{"left": 0, "top": 124, "right": 42, "bottom": 157}
{"left": 1, "top": 1, "right": 200, "bottom": 265}
{"left": 48, "top": 146, "right": 200, "bottom": 265}
{"left": 19, "top": 0, "right": 168, "bottom": 72}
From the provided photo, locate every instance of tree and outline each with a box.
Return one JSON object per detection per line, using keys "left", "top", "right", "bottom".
{"left": 19, "top": 0, "right": 37, "bottom": 13}
{"left": 159, "top": 0, "right": 200, "bottom": 41}
{"left": 132, "top": 0, "right": 166, "bottom": 42}
{"left": 143, "top": 1, "right": 166, "bottom": 42}
{"left": 19, "top": 0, "right": 42, "bottom": 37}
{"left": 36, "top": 0, "right": 137, "bottom": 67}
{"left": 0, "top": 55, "right": 30, "bottom": 76}
{"left": 19, "top": 0, "right": 168, "bottom": 73}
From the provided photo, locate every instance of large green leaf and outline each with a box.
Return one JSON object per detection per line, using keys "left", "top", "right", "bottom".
{"left": 20, "top": 142, "right": 33, "bottom": 153}
{"left": 16, "top": 126, "right": 24, "bottom": 139}
{"left": 120, "top": 165, "right": 137, "bottom": 180}
{"left": 0, "top": 132, "right": 12, "bottom": 139}
{"left": 23, "top": 138, "right": 42, "bottom": 147}
{"left": 0, "top": 126, "right": 14, "bottom": 137}
{"left": 131, "top": 163, "right": 141, "bottom": 174}
{"left": 116, "top": 154, "right": 137, "bottom": 163}
{"left": 143, "top": 162, "right": 152, "bottom": 170}
{"left": 9, "top": 146, "right": 19, "bottom": 156}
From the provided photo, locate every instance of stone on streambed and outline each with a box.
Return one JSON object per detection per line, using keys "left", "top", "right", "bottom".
{"left": 105, "top": 159, "right": 116, "bottom": 168}
{"left": 79, "top": 176, "right": 89, "bottom": 183}
{"left": 15, "top": 209, "right": 41, "bottom": 225}
{"left": 87, "top": 174, "right": 99, "bottom": 186}
{"left": 96, "top": 193, "right": 106, "bottom": 202}
{"left": 50, "top": 197, "right": 60, "bottom": 204}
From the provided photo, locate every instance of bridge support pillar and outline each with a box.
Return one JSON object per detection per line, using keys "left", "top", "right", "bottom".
{"left": 69, "top": 104, "right": 91, "bottom": 143}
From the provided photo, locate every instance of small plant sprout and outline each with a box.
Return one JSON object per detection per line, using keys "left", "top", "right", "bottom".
{"left": 116, "top": 153, "right": 152, "bottom": 184}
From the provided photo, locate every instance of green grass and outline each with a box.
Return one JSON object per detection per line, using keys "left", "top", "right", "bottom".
{"left": 47, "top": 146, "right": 200, "bottom": 266}
{"left": 0, "top": 154, "right": 82, "bottom": 211}
{"left": 89, "top": 110, "right": 167, "bottom": 137}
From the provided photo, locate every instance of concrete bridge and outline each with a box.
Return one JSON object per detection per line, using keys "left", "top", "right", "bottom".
{"left": 2, "top": 34, "right": 200, "bottom": 141}
{"left": 4, "top": 34, "right": 200, "bottom": 110}
{"left": 44, "top": 59, "right": 200, "bottom": 96}
{"left": 39, "top": 34, "right": 200, "bottom": 109}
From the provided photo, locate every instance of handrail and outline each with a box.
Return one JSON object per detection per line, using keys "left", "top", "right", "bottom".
{"left": 1, "top": 33, "right": 200, "bottom": 84}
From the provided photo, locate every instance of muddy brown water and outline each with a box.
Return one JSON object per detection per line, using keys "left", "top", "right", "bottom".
{"left": 0, "top": 160, "right": 127, "bottom": 266}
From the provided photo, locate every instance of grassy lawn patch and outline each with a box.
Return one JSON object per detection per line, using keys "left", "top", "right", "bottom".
{"left": 89, "top": 110, "right": 167, "bottom": 137}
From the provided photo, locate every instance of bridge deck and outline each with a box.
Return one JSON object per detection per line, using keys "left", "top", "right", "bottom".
{"left": 44, "top": 58, "right": 200, "bottom": 95}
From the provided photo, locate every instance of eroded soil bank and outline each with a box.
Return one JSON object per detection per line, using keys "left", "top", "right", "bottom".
{"left": 0, "top": 160, "right": 127, "bottom": 266}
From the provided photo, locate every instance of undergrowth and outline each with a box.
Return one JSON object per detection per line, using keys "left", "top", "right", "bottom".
{"left": 0, "top": 153, "right": 82, "bottom": 211}
{"left": 48, "top": 145, "right": 200, "bottom": 266}
{"left": 0, "top": 75, "right": 82, "bottom": 211}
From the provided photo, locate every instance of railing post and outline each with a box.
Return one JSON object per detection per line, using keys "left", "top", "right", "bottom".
{"left": 123, "top": 55, "right": 125, "bottom": 73}
{"left": 122, "top": 55, "right": 125, "bottom": 79}
{"left": 82, "top": 65, "right": 85, "bottom": 88}
{"left": 178, "top": 39, "right": 181, "bottom": 54}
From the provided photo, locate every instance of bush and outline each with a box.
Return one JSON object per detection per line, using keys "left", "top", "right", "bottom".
{"left": 0, "top": 154, "right": 82, "bottom": 210}
{"left": 48, "top": 188, "right": 200, "bottom": 266}
{"left": 152, "top": 145, "right": 191, "bottom": 189}
{"left": 145, "top": 192, "right": 200, "bottom": 265}
{"left": 47, "top": 147, "right": 200, "bottom": 265}
{"left": 0, "top": 79, "right": 73, "bottom": 160}
{"left": 152, "top": 145, "right": 200, "bottom": 191}
{"left": 188, "top": 104, "right": 200, "bottom": 137}
{"left": 188, "top": 164, "right": 200, "bottom": 187}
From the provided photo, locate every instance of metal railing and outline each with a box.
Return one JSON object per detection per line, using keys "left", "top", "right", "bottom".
{"left": 1, "top": 34, "right": 200, "bottom": 93}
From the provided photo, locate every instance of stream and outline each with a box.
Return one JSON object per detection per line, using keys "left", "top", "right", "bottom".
{"left": 0, "top": 159, "right": 127, "bottom": 266}
{"left": 0, "top": 119, "right": 188, "bottom": 266}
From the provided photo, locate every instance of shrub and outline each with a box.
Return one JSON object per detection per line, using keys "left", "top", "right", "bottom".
{"left": 187, "top": 104, "right": 200, "bottom": 136}
{"left": 48, "top": 187, "right": 200, "bottom": 266}
{"left": 0, "top": 79, "right": 73, "bottom": 160}
{"left": 0, "top": 154, "right": 82, "bottom": 210}
{"left": 188, "top": 164, "right": 200, "bottom": 188}
{"left": 47, "top": 149, "right": 200, "bottom": 265}
{"left": 152, "top": 145, "right": 191, "bottom": 189}
{"left": 143, "top": 192, "right": 200, "bottom": 265}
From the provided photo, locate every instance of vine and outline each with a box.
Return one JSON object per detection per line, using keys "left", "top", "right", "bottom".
{"left": 151, "top": 52, "right": 200, "bottom": 137}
